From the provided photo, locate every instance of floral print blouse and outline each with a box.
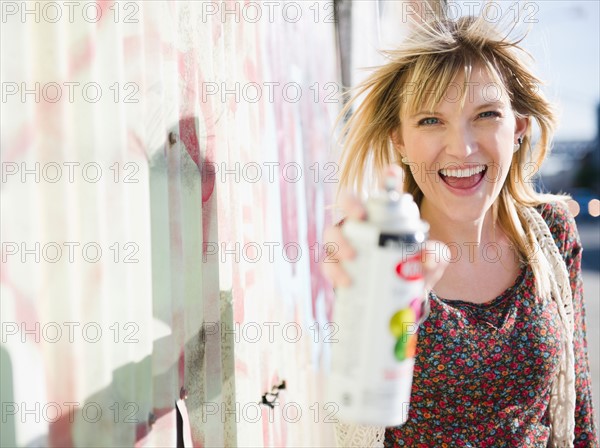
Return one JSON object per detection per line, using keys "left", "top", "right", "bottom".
{"left": 384, "top": 202, "right": 599, "bottom": 447}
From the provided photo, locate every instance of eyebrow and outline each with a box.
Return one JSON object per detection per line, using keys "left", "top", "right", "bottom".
{"left": 474, "top": 101, "right": 506, "bottom": 111}
{"left": 409, "top": 110, "right": 439, "bottom": 119}
{"left": 409, "top": 102, "right": 507, "bottom": 119}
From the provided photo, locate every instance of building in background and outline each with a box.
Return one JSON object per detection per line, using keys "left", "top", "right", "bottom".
{"left": 540, "top": 103, "right": 600, "bottom": 220}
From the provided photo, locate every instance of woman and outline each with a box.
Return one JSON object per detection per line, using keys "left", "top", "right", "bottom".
{"left": 322, "top": 10, "right": 599, "bottom": 448}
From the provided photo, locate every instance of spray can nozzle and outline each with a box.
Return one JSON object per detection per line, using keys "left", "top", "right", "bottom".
{"left": 366, "top": 176, "right": 428, "bottom": 234}
{"left": 383, "top": 175, "right": 401, "bottom": 197}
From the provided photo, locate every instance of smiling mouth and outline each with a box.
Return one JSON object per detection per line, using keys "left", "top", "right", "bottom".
{"left": 438, "top": 165, "right": 488, "bottom": 190}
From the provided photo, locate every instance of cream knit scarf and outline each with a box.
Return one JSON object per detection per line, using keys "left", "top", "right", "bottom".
{"left": 519, "top": 205, "right": 576, "bottom": 448}
{"left": 334, "top": 206, "right": 576, "bottom": 447}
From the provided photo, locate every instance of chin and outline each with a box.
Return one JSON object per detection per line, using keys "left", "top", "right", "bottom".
{"left": 439, "top": 198, "right": 493, "bottom": 224}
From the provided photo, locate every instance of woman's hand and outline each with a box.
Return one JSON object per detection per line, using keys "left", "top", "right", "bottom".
{"left": 320, "top": 167, "right": 449, "bottom": 291}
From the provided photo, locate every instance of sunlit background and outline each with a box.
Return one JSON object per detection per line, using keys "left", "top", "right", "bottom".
{"left": 1, "top": 1, "right": 598, "bottom": 446}
{"left": 522, "top": 1, "right": 600, "bottom": 219}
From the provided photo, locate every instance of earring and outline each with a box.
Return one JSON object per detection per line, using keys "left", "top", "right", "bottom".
{"left": 401, "top": 156, "right": 410, "bottom": 164}
{"left": 513, "top": 137, "right": 523, "bottom": 153}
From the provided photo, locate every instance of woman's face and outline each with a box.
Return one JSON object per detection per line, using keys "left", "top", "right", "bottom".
{"left": 394, "top": 64, "right": 528, "bottom": 225}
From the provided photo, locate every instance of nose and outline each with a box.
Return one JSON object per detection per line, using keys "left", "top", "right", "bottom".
{"left": 444, "top": 125, "right": 477, "bottom": 160}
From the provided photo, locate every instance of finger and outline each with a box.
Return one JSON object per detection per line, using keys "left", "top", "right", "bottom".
{"left": 340, "top": 192, "right": 367, "bottom": 221}
{"left": 323, "top": 225, "right": 356, "bottom": 259}
{"left": 421, "top": 240, "right": 449, "bottom": 291}
{"left": 321, "top": 258, "right": 352, "bottom": 288}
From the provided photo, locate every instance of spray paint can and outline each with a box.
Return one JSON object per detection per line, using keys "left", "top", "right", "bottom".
{"left": 327, "top": 180, "right": 430, "bottom": 427}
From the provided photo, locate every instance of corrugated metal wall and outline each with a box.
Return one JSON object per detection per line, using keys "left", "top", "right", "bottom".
{"left": 0, "top": 0, "right": 436, "bottom": 446}
{"left": 1, "top": 1, "right": 366, "bottom": 446}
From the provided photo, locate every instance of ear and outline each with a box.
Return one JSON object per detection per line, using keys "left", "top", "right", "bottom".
{"left": 514, "top": 115, "right": 529, "bottom": 140}
{"left": 390, "top": 128, "right": 405, "bottom": 153}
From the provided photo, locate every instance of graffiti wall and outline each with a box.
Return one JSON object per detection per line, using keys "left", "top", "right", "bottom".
{"left": 0, "top": 1, "right": 350, "bottom": 446}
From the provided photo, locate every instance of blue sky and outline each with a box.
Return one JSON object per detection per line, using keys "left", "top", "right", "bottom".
{"left": 454, "top": 1, "right": 600, "bottom": 141}
{"left": 526, "top": 1, "right": 600, "bottom": 141}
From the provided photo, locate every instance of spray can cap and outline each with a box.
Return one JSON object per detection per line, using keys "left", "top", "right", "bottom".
{"left": 366, "top": 176, "right": 429, "bottom": 234}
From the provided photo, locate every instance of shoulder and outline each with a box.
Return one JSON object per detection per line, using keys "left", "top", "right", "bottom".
{"left": 536, "top": 200, "right": 576, "bottom": 230}
{"left": 535, "top": 200, "right": 582, "bottom": 258}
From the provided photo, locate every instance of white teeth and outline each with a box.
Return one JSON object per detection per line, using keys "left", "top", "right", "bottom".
{"left": 439, "top": 165, "right": 487, "bottom": 178}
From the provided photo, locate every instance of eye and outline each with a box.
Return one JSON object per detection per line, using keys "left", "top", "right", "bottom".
{"left": 418, "top": 117, "right": 440, "bottom": 126}
{"left": 478, "top": 111, "right": 501, "bottom": 119}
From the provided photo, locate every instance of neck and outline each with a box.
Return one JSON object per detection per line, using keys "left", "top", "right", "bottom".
{"left": 420, "top": 199, "right": 497, "bottom": 263}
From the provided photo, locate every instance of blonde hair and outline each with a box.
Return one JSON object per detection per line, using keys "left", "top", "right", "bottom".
{"left": 335, "top": 7, "right": 569, "bottom": 298}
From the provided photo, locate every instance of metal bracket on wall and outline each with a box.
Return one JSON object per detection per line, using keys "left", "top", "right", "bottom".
{"left": 259, "top": 380, "right": 287, "bottom": 409}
